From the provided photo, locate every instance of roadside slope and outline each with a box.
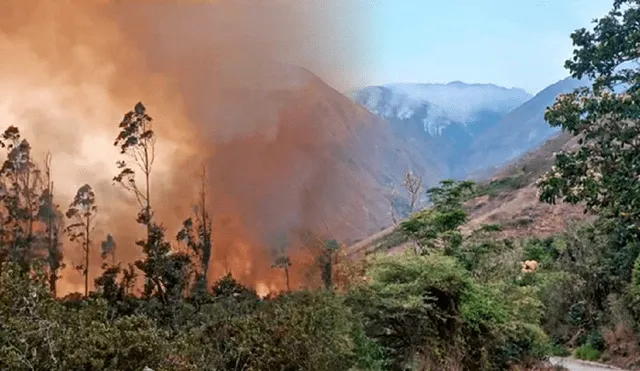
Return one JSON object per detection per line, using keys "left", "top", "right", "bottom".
{"left": 346, "top": 131, "right": 589, "bottom": 257}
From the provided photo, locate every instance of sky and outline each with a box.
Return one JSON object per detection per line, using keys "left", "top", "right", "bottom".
{"left": 361, "top": 0, "right": 614, "bottom": 95}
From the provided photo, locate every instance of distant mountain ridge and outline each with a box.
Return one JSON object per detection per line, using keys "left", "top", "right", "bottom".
{"left": 351, "top": 78, "right": 590, "bottom": 180}
{"left": 351, "top": 82, "right": 531, "bottom": 135}
{"left": 351, "top": 81, "right": 533, "bottom": 178}
{"left": 459, "top": 77, "right": 590, "bottom": 177}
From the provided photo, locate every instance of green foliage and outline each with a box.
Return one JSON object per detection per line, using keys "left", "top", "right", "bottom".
{"left": 346, "top": 253, "right": 548, "bottom": 370}
{"left": 346, "top": 254, "right": 470, "bottom": 369}
{"left": 537, "top": 0, "right": 640, "bottom": 290}
{"left": 318, "top": 239, "right": 339, "bottom": 289}
{"left": 0, "top": 263, "right": 179, "bottom": 371}
{"left": 0, "top": 261, "right": 382, "bottom": 371}
{"left": 574, "top": 344, "right": 602, "bottom": 361}
{"left": 400, "top": 179, "right": 474, "bottom": 254}
{"left": 474, "top": 174, "right": 528, "bottom": 199}
{"left": 548, "top": 343, "right": 571, "bottom": 357}
{"left": 0, "top": 126, "right": 43, "bottom": 272}
{"left": 523, "top": 237, "right": 562, "bottom": 267}
{"left": 175, "top": 290, "right": 368, "bottom": 371}
{"left": 586, "top": 330, "right": 606, "bottom": 351}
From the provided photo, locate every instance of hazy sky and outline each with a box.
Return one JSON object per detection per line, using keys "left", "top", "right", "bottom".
{"left": 362, "top": 0, "right": 613, "bottom": 94}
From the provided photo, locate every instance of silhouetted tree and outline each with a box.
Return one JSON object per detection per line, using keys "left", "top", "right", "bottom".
{"left": 212, "top": 272, "right": 259, "bottom": 301}
{"left": 94, "top": 262, "right": 138, "bottom": 317}
{"left": 299, "top": 230, "right": 340, "bottom": 290}
{"left": 177, "top": 166, "right": 212, "bottom": 294}
{"left": 101, "top": 233, "right": 117, "bottom": 266}
{"left": 65, "top": 184, "right": 97, "bottom": 297}
{"left": 37, "top": 152, "right": 64, "bottom": 296}
{"left": 273, "top": 255, "right": 292, "bottom": 292}
{"left": 271, "top": 232, "right": 292, "bottom": 292}
{"left": 0, "top": 126, "right": 43, "bottom": 272}
{"left": 113, "top": 102, "right": 155, "bottom": 231}
{"left": 113, "top": 102, "right": 185, "bottom": 303}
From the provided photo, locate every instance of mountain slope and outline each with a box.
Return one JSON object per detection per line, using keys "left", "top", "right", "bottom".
{"left": 461, "top": 77, "right": 590, "bottom": 177}
{"left": 347, "top": 131, "right": 590, "bottom": 257}
{"left": 204, "top": 67, "right": 445, "bottom": 245}
{"left": 464, "top": 131, "right": 590, "bottom": 239}
{"left": 351, "top": 82, "right": 532, "bottom": 177}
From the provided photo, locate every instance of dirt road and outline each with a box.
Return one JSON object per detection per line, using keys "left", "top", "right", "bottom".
{"left": 549, "top": 357, "right": 626, "bottom": 371}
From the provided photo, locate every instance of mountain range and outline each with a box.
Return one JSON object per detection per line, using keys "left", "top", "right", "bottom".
{"left": 351, "top": 78, "right": 589, "bottom": 180}
{"left": 205, "top": 64, "right": 590, "bottom": 244}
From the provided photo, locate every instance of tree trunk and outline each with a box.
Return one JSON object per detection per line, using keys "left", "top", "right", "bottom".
{"left": 285, "top": 267, "right": 290, "bottom": 292}
{"left": 50, "top": 272, "right": 57, "bottom": 298}
{"left": 85, "top": 218, "right": 90, "bottom": 297}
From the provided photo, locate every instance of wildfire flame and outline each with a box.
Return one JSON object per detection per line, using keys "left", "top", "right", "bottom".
{"left": 0, "top": 0, "right": 372, "bottom": 296}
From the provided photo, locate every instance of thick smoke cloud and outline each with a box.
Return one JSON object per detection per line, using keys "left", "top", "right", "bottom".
{"left": 0, "top": 1, "right": 372, "bottom": 296}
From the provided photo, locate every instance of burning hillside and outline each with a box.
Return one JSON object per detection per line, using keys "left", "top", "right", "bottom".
{"left": 0, "top": 1, "right": 416, "bottom": 296}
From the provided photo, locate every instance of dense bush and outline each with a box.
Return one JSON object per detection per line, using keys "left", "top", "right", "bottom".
{"left": 473, "top": 174, "right": 528, "bottom": 200}
{"left": 0, "top": 263, "right": 383, "bottom": 371}
{"left": 346, "top": 253, "right": 549, "bottom": 370}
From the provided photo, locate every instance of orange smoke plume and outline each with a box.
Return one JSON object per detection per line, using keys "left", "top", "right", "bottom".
{"left": 0, "top": 0, "right": 374, "bottom": 296}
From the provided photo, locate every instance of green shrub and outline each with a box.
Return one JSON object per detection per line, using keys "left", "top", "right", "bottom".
{"left": 180, "top": 290, "right": 363, "bottom": 371}
{"left": 548, "top": 343, "right": 571, "bottom": 357}
{"left": 585, "top": 330, "right": 605, "bottom": 351}
{"left": 574, "top": 344, "right": 601, "bottom": 361}
{"left": 460, "top": 285, "right": 510, "bottom": 333}
{"left": 474, "top": 175, "right": 528, "bottom": 199}
{"left": 523, "top": 237, "right": 561, "bottom": 267}
{"left": 346, "top": 253, "right": 548, "bottom": 370}
{"left": 495, "top": 322, "right": 549, "bottom": 366}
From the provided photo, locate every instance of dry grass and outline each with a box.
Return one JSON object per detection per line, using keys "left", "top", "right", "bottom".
{"left": 346, "top": 132, "right": 589, "bottom": 256}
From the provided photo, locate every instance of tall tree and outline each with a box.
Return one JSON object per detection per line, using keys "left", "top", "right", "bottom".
{"left": 177, "top": 166, "right": 213, "bottom": 294}
{"left": 400, "top": 180, "right": 474, "bottom": 254}
{"left": 37, "top": 152, "right": 64, "bottom": 296}
{"left": 272, "top": 255, "right": 292, "bottom": 292}
{"left": 101, "top": 233, "right": 117, "bottom": 266}
{"left": 299, "top": 230, "right": 340, "bottom": 290}
{"left": 65, "top": 184, "right": 97, "bottom": 297}
{"left": 0, "top": 126, "right": 43, "bottom": 272}
{"left": 402, "top": 170, "right": 424, "bottom": 214}
{"left": 113, "top": 102, "right": 160, "bottom": 296}
{"left": 113, "top": 102, "right": 190, "bottom": 305}
{"left": 114, "top": 102, "right": 155, "bottom": 230}
{"left": 318, "top": 239, "right": 339, "bottom": 290}
{"left": 537, "top": 0, "right": 640, "bottom": 284}
{"left": 271, "top": 232, "right": 292, "bottom": 292}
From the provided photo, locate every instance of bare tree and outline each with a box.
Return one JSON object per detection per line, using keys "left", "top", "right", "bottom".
{"left": 65, "top": 184, "right": 97, "bottom": 297}
{"left": 177, "top": 165, "right": 213, "bottom": 293}
{"left": 388, "top": 186, "right": 400, "bottom": 226}
{"left": 403, "top": 170, "right": 424, "bottom": 214}
{"left": 38, "top": 152, "right": 64, "bottom": 296}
